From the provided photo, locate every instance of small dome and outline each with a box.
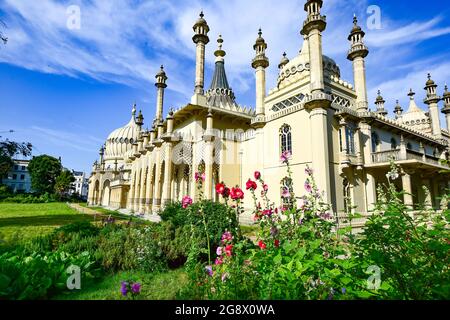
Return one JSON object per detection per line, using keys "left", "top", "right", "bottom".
{"left": 444, "top": 85, "right": 450, "bottom": 98}
{"left": 425, "top": 73, "right": 436, "bottom": 86}
{"left": 276, "top": 39, "right": 341, "bottom": 89}
{"left": 193, "top": 11, "right": 209, "bottom": 31}
{"left": 104, "top": 106, "right": 141, "bottom": 160}
{"left": 278, "top": 52, "right": 289, "bottom": 69}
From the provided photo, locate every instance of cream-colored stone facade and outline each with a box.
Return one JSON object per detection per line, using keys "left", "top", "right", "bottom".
{"left": 88, "top": 1, "right": 450, "bottom": 225}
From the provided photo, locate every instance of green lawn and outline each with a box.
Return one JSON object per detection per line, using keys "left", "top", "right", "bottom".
{"left": 54, "top": 269, "right": 188, "bottom": 300}
{"left": 0, "top": 202, "right": 95, "bottom": 242}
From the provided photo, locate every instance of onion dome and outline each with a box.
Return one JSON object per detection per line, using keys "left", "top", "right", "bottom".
{"left": 425, "top": 73, "right": 435, "bottom": 86}
{"left": 278, "top": 52, "right": 289, "bottom": 69}
{"left": 394, "top": 100, "right": 403, "bottom": 115}
{"left": 104, "top": 104, "right": 142, "bottom": 160}
{"left": 136, "top": 110, "right": 144, "bottom": 127}
{"left": 155, "top": 65, "right": 167, "bottom": 88}
{"left": 192, "top": 11, "right": 210, "bottom": 45}
{"left": 348, "top": 15, "right": 364, "bottom": 40}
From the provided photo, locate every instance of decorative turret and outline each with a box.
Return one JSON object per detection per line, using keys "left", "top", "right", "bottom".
{"left": 441, "top": 84, "right": 450, "bottom": 130}
{"left": 347, "top": 15, "right": 369, "bottom": 112}
{"left": 155, "top": 65, "right": 167, "bottom": 122}
{"left": 301, "top": 0, "right": 327, "bottom": 94}
{"left": 374, "top": 90, "right": 387, "bottom": 116}
{"left": 394, "top": 100, "right": 403, "bottom": 120}
{"left": 251, "top": 29, "right": 269, "bottom": 118}
{"left": 423, "top": 73, "right": 442, "bottom": 136}
{"left": 205, "top": 35, "right": 238, "bottom": 109}
{"left": 278, "top": 52, "right": 289, "bottom": 69}
{"left": 192, "top": 11, "right": 210, "bottom": 96}
{"left": 136, "top": 110, "right": 144, "bottom": 127}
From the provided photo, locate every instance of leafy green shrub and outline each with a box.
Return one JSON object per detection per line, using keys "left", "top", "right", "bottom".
{"left": 0, "top": 249, "right": 101, "bottom": 300}
{"left": 95, "top": 224, "right": 167, "bottom": 273}
{"left": 352, "top": 181, "right": 450, "bottom": 299}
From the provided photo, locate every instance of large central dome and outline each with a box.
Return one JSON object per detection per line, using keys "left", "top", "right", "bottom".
{"left": 277, "top": 38, "right": 341, "bottom": 90}
{"left": 104, "top": 105, "right": 142, "bottom": 161}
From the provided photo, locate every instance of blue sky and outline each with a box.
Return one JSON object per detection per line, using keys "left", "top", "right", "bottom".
{"left": 1, "top": 0, "right": 450, "bottom": 173}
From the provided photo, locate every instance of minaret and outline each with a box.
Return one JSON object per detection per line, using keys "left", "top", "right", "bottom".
{"left": 155, "top": 65, "right": 167, "bottom": 123}
{"left": 301, "top": 0, "right": 327, "bottom": 93}
{"left": 394, "top": 100, "right": 403, "bottom": 122}
{"left": 251, "top": 29, "right": 269, "bottom": 118}
{"left": 136, "top": 110, "right": 144, "bottom": 128}
{"left": 441, "top": 84, "right": 450, "bottom": 130}
{"left": 424, "top": 73, "right": 442, "bottom": 137}
{"left": 347, "top": 15, "right": 369, "bottom": 112}
{"left": 192, "top": 11, "right": 210, "bottom": 100}
{"left": 374, "top": 90, "right": 387, "bottom": 116}
{"left": 301, "top": 0, "right": 332, "bottom": 204}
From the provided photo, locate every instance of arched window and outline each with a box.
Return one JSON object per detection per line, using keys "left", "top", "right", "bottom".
{"left": 390, "top": 138, "right": 398, "bottom": 150}
{"left": 371, "top": 132, "right": 380, "bottom": 153}
{"left": 280, "top": 124, "right": 292, "bottom": 155}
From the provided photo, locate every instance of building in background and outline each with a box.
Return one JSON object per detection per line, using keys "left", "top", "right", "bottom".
{"left": 3, "top": 159, "right": 32, "bottom": 193}
{"left": 89, "top": 1, "right": 450, "bottom": 227}
{"left": 71, "top": 170, "right": 89, "bottom": 200}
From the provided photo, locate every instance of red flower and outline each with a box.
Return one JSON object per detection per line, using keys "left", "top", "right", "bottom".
{"left": 245, "top": 179, "right": 257, "bottom": 191}
{"left": 215, "top": 183, "right": 226, "bottom": 195}
{"left": 254, "top": 171, "right": 261, "bottom": 180}
{"left": 258, "top": 240, "right": 266, "bottom": 250}
{"left": 230, "top": 187, "right": 244, "bottom": 200}
{"left": 225, "top": 244, "right": 233, "bottom": 256}
{"left": 274, "top": 239, "right": 280, "bottom": 248}
{"left": 263, "top": 184, "right": 268, "bottom": 191}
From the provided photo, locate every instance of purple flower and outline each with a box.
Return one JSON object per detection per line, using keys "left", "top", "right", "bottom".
{"left": 121, "top": 281, "right": 128, "bottom": 296}
{"left": 304, "top": 181, "right": 312, "bottom": 193}
{"left": 131, "top": 282, "right": 141, "bottom": 294}
{"left": 342, "top": 288, "right": 347, "bottom": 294}
{"left": 305, "top": 167, "right": 313, "bottom": 176}
{"left": 205, "top": 265, "right": 213, "bottom": 277}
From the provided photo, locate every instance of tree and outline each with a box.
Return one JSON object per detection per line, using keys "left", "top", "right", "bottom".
{"left": 0, "top": 138, "right": 32, "bottom": 183}
{"left": 27, "top": 155, "right": 62, "bottom": 194}
{"left": 54, "top": 169, "right": 75, "bottom": 196}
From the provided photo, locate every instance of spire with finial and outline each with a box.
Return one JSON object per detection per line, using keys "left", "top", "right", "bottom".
{"left": 441, "top": 83, "right": 450, "bottom": 121}
{"left": 155, "top": 65, "right": 168, "bottom": 88}
{"left": 214, "top": 34, "right": 226, "bottom": 60}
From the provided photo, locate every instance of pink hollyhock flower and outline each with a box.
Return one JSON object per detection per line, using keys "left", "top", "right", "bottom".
{"left": 304, "top": 181, "right": 312, "bottom": 193}
{"left": 280, "top": 150, "right": 291, "bottom": 163}
{"left": 263, "top": 184, "right": 269, "bottom": 191}
{"left": 216, "top": 246, "right": 223, "bottom": 256}
{"left": 230, "top": 187, "right": 244, "bottom": 200}
{"left": 254, "top": 171, "right": 261, "bottom": 180}
{"left": 274, "top": 239, "right": 280, "bottom": 248}
{"left": 305, "top": 167, "right": 313, "bottom": 176}
{"left": 221, "top": 231, "right": 233, "bottom": 242}
{"left": 215, "top": 257, "right": 223, "bottom": 265}
{"left": 258, "top": 240, "right": 266, "bottom": 250}
{"left": 215, "top": 183, "right": 225, "bottom": 195}
{"left": 245, "top": 179, "right": 257, "bottom": 191}
{"left": 195, "top": 172, "right": 205, "bottom": 182}
{"left": 281, "top": 187, "right": 291, "bottom": 198}
{"left": 181, "top": 195, "right": 193, "bottom": 209}
{"left": 262, "top": 209, "right": 273, "bottom": 216}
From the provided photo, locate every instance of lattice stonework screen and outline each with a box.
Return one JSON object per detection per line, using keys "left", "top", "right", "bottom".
{"left": 172, "top": 141, "right": 193, "bottom": 166}
{"left": 271, "top": 93, "right": 305, "bottom": 112}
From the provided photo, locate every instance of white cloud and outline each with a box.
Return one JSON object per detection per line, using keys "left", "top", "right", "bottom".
{"left": 0, "top": 0, "right": 449, "bottom": 110}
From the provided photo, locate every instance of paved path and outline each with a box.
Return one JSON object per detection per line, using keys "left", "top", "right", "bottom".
{"left": 68, "top": 203, "right": 103, "bottom": 216}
